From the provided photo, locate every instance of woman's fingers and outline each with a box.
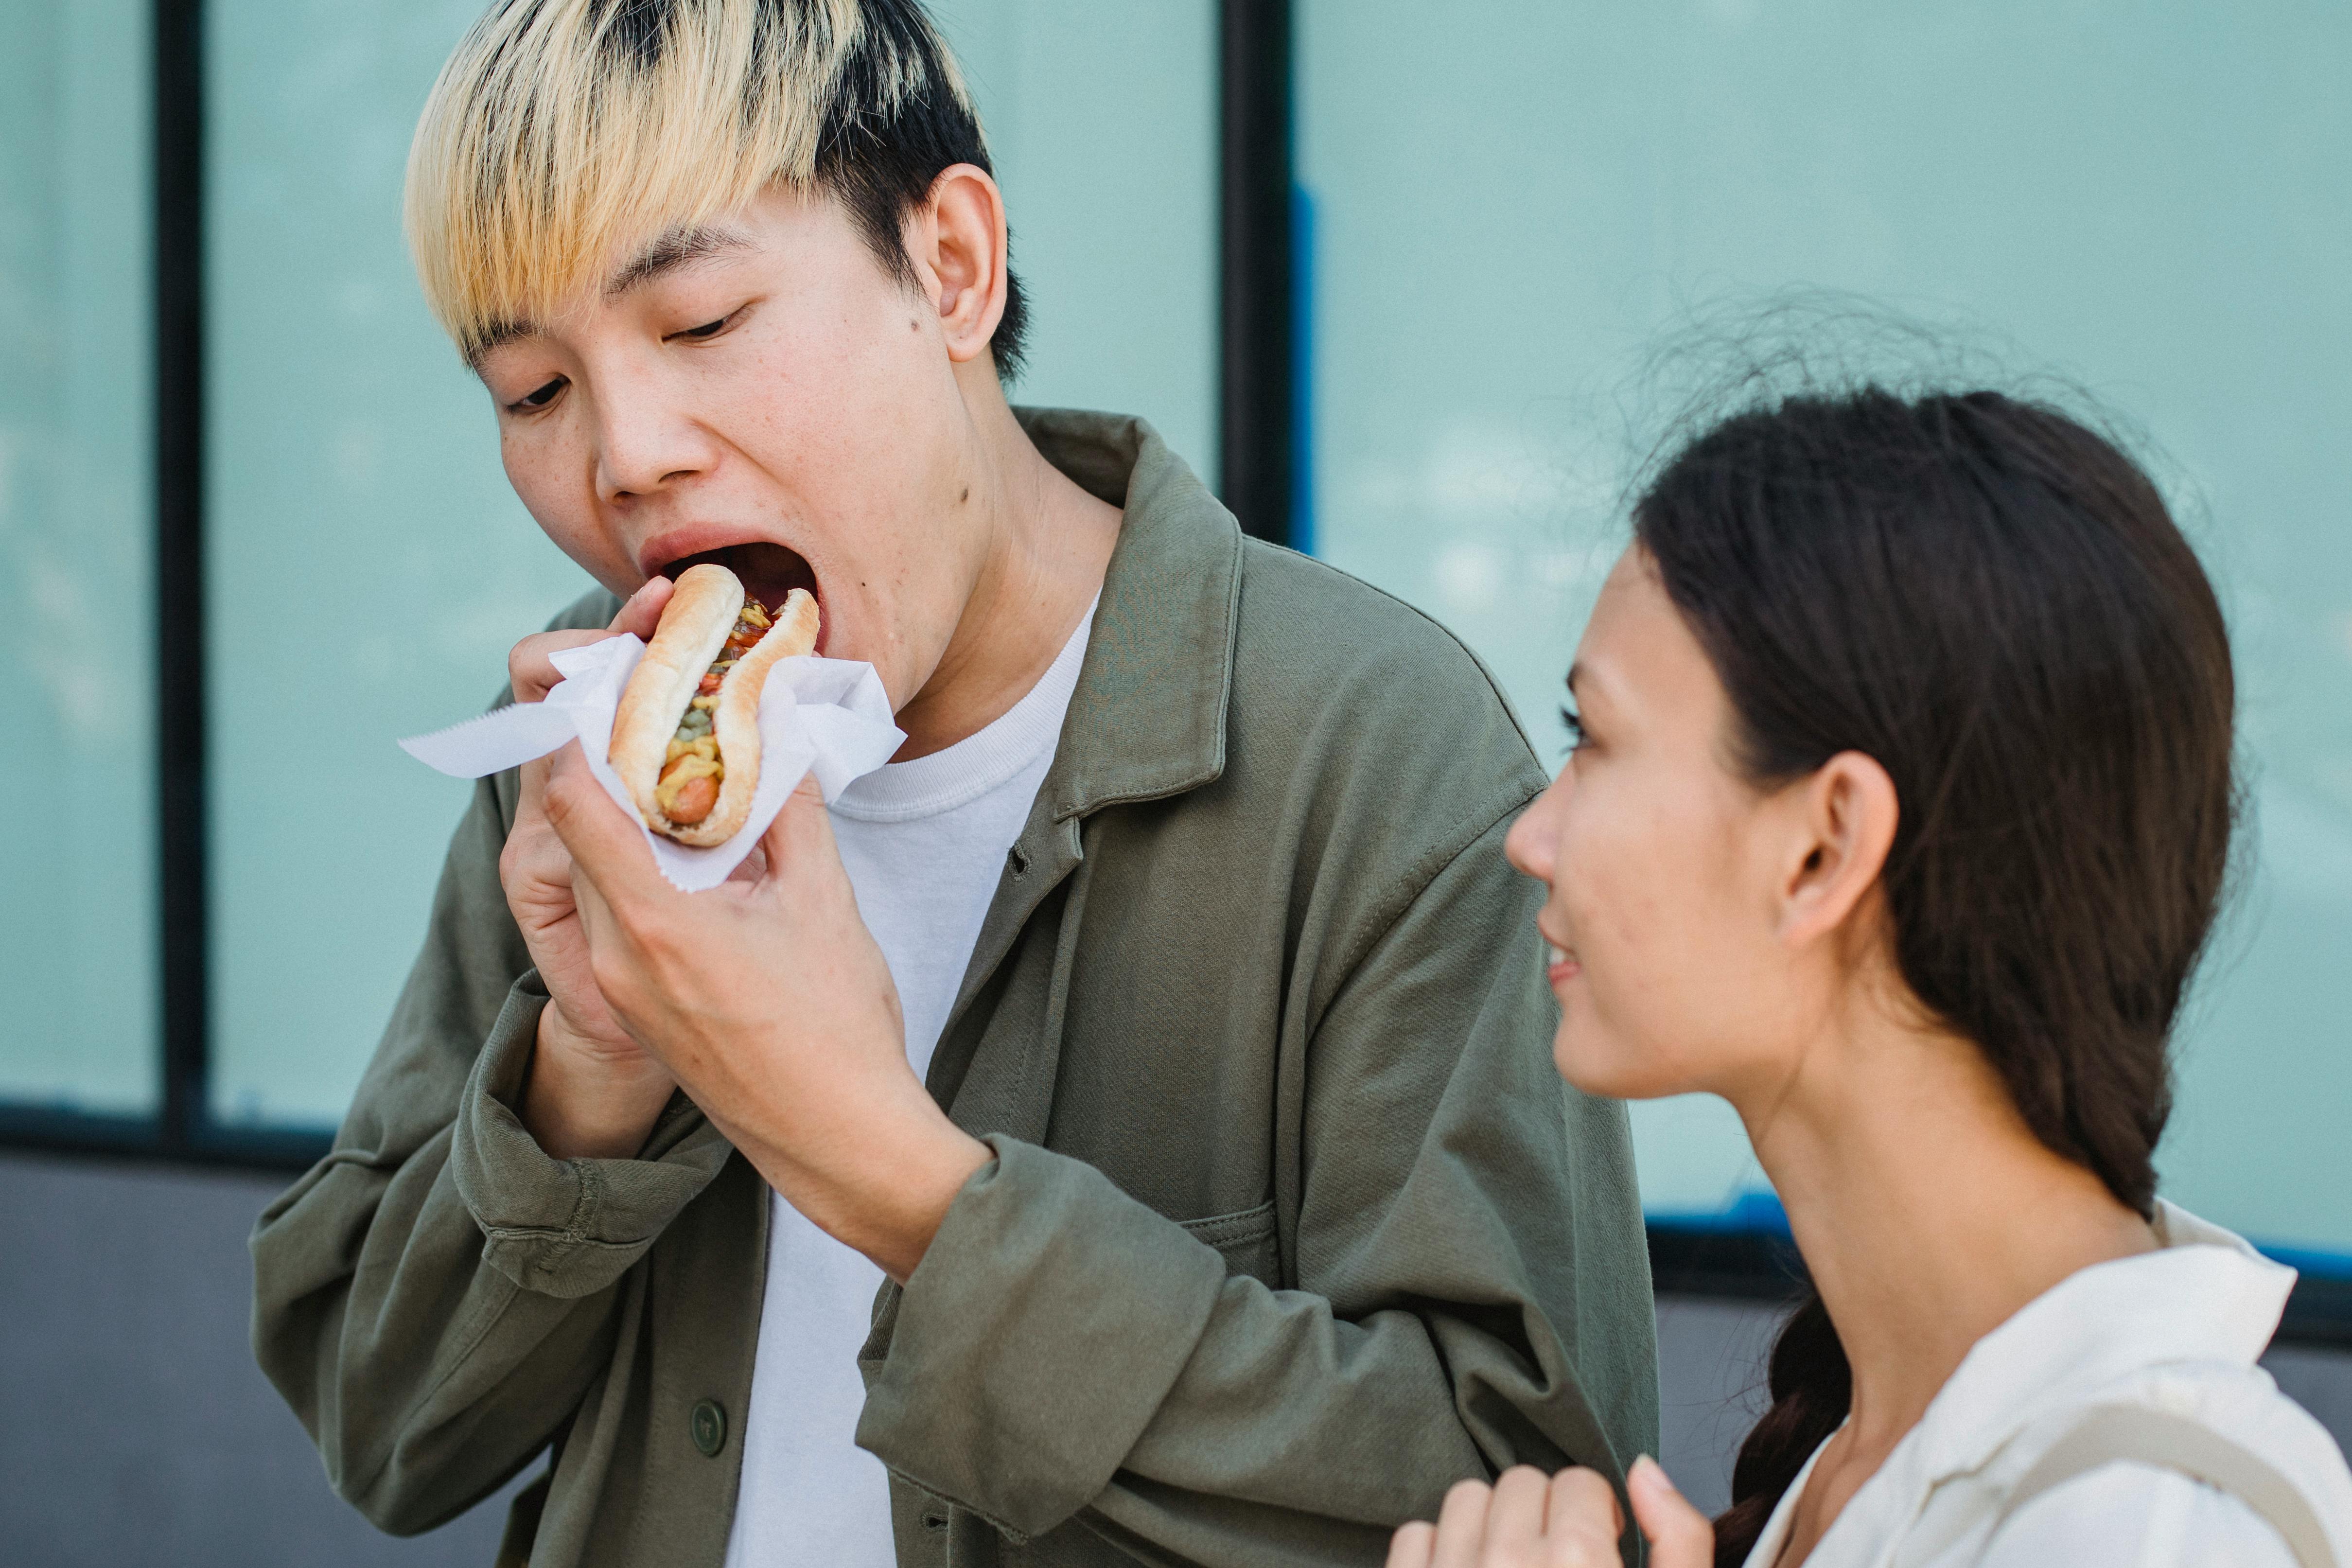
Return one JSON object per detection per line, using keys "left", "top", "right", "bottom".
{"left": 1546, "top": 1467, "right": 1623, "bottom": 1538}
{"left": 1429, "top": 1478, "right": 1493, "bottom": 1568}
{"left": 1386, "top": 1520, "right": 1437, "bottom": 1568}
{"left": 1393, "top": 1466, "right": 1649, "bottom": 1568}
{"left": 1536, "top": 1468, "right": 1625, "bottom": 1567}
{"left": 1627, "top": 1456, "right": 1713, "bottom": 1568}
{"left": 1483, "top": 1467, "right": 1553, "bottom": 1558}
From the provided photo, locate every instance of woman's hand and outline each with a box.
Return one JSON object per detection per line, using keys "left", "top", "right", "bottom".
{"left": 1386, "top": 1457, "right": 1711, "bottom": 1568}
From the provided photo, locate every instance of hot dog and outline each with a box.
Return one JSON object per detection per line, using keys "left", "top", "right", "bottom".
{"left": 608, "top": 562, "right": 819, "bottom": 845}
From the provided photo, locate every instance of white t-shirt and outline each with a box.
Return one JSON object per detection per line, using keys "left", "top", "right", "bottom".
{"left": 720, "top": 603, "right": 1095, "bottom": 1568}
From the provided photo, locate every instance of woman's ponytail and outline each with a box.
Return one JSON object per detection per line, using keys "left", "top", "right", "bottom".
{"left": 1711, "top": 1291, "right": 1850, "bottom": 1566}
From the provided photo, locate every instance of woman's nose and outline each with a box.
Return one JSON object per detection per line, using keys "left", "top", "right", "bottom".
{"left": 1505, "top": 786, "right": 1559, "bottom": 883}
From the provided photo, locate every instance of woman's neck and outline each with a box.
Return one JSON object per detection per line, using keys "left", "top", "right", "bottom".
{"left": 1733, "top": 994, "right": 2156, "bottom": 1555}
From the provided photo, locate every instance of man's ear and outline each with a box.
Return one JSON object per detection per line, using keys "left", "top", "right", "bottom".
{"left": 909, "top": 163, "right": 1008, "bottom": 366}
{"left": 1776, "top": 750, "right": 1900, "bottom": 950}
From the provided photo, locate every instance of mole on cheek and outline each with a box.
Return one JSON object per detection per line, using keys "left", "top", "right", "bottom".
{"left": 959, "top": 486, "right": 970, "bottom": 504}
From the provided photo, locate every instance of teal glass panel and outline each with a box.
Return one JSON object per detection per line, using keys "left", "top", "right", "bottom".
{"left": 931, "top": 0, "right": 1219, "bottom": 479}
{"left": 203, "top": 0, "right": 592, "bottom": 1128}
{"left": 204, "top": 0, "right": 1217, "bottom": 1128}
{"left": 0, "top": 0, "right": 158, "bottom": 1117}
{"left": 1299, "top": 1, "right": 2352, "bottom": 1255}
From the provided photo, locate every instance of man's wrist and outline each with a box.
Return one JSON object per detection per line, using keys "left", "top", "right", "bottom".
{"left": 741, "top": 1086, "right": 990, "bottom": 1283}
{"left": 522, "top": 1004, "right": 678, "bottom": 1161}
{"left": 864, "top": 1120, "right": 992, "bottom": 1283}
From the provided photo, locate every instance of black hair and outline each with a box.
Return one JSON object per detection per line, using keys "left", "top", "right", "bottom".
{"left": 602, "top": 0, "right": 1029, "bottom": 380}
{"left": 810, "top": 0, "right": 1029, "bottom": 381}
{"left": 1629, "top": 388, "right": 2237, "bottom": 1566}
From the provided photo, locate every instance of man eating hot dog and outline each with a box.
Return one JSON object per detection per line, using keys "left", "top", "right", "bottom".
{"left": 250, "top": 3, "right": 1656, "bottom": 1565}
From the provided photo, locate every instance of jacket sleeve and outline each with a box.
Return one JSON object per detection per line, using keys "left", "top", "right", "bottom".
{"left": 250, "top": 678, "right": 732, "bottom": 1535}
{"left": 854, "top": 809, "right": 1659, "bottom": 1564}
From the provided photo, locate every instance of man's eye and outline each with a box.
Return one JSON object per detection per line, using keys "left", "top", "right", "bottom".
{"left": 669, "top": 308, "right": 739, "bottom": 343}
{"left": 509, "top": 376, "right": 565, "bottom": 412}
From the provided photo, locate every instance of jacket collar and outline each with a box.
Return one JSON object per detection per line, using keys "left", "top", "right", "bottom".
{"left": 1013, "top": 406, "right": 1242, "bottom": 822}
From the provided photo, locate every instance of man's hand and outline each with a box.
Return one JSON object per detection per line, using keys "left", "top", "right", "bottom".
{"left": 1385, "top": 1458, "right": 1710, "bottom": 1568}
{"left": 500, "top": 577, "right": 680, "bottom": 1160}
{"left": 541, "top": 740, "right": 990, "bottom": 1281}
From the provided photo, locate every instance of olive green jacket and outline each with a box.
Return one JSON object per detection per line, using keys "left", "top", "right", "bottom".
{"left": 251, "top": 410, "right": 1657, "bottom": 1568}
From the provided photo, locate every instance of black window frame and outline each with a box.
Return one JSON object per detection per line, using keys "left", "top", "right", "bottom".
{"left": 2, "top": 0, "right": 2345, "bottom": 1349}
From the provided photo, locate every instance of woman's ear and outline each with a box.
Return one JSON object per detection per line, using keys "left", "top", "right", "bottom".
{"left": 909, "top": 162, "right": 1009, "bottom": 366}
{"left": 1776, "top": 751, "right": 1899, "bottom": 949}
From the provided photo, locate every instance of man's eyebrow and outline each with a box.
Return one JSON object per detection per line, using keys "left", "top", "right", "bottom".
{"left": 603, "top": 224, "right": 750, "bottom": 298}
{"left": 469, "top": 318, "right": 531, "bottom": 370}
{"left": 465, "top": 228, "right": 749, "bottom": 376}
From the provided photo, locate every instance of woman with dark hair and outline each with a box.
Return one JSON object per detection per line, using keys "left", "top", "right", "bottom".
{"left": 1389, "top": 388, "right": 2352, "bottom": 1568}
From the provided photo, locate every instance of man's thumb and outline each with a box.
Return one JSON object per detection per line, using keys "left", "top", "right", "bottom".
{"left": 1628, "top": 1457, "right": 1713, "bottom": 1568}
{"left": 757, "top": 773, "right": 832, "bottom": 866}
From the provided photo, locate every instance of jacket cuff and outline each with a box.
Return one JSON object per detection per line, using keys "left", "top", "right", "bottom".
{"left": 448, "top": 972, "right": 733, "bottom": 1300}
{"left": 856, "top": 1136, "right": 1228, "bottom": 1537}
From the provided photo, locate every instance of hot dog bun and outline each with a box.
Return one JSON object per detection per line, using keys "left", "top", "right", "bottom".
{"left": 608, "top": 563, "right": 820, "bottom": 846}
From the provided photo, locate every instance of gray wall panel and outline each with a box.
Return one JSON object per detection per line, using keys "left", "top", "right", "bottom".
{"left": 1, "top": 1151, "right": 2343, "bottom": 1562}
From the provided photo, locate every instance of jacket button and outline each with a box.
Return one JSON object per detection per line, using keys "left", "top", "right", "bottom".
{"left": 690, "top": 1399, "right": 727, "bottom": 1457}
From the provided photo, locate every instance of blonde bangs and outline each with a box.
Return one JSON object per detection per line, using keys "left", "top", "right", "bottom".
{"left": 405, "top": 0, "right": 963, "bottom": 359}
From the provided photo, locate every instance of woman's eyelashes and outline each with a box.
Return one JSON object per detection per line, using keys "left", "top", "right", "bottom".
{"left": 1559, "top": 702, "right": 1589, "bottom": 753}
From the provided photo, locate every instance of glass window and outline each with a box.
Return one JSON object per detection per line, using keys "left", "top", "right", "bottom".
{"left": 0, "top": 0, "right": 158, "bottom": 1118}
{"left": 202, "top": 1, "right": 588, "bottom": 1128}
{"left": 932, "top": 0, "right": 1220, "bottom": 479}
{"left": 203, "top": 0, "right": 1219, "bottom": 1130}
{"left": 1298, "top": 1, "right": 2352, "bottom": 1259}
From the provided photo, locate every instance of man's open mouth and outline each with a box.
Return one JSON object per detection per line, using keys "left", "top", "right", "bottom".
{"left": 660, "top": 542, "right": 825, "bottom": 653}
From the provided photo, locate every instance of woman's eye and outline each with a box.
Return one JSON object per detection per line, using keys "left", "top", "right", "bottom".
{"left": 1559, "top": 703, "right": 1588, "bottom": 752}
{"left": 508, "top": 376, "right": 565, "bottom": 412}
{"left": 672, "top": 313, "right": 733, "bottom": 341}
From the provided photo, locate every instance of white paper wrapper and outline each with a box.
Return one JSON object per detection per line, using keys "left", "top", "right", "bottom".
{"left": 399, "top": 635, "right": 903, "bottom": 892}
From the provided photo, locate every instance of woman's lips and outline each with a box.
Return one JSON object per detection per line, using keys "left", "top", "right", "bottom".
{"left": 1545, "top": 942, "right": 1582, "bottom": 987}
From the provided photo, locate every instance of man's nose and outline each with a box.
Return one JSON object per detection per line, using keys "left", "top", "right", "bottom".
{"left": 593, "top": 392, "right": 717, "bottom": 502}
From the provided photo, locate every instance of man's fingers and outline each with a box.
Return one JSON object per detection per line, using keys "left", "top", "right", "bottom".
{"left": 1385, "top": 1520, "right": 1437, "bottom": 1568}
{"left": 509, "top": 629, "right": 615, "bottom": 705}
{"left": 753, "top": 775, "right": 838, "bottom": 887}
{"left": 608, "top": 575, "right": 676, "bottom": 640}
{"left": 1627, "top": 1457, "right": 1713, "bottom": 1568}
{"left": 506, "top": 578, "right": 671, "bottom": 705}
{"left": 541, "top": 742, "right": 670, "bottom": 909}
